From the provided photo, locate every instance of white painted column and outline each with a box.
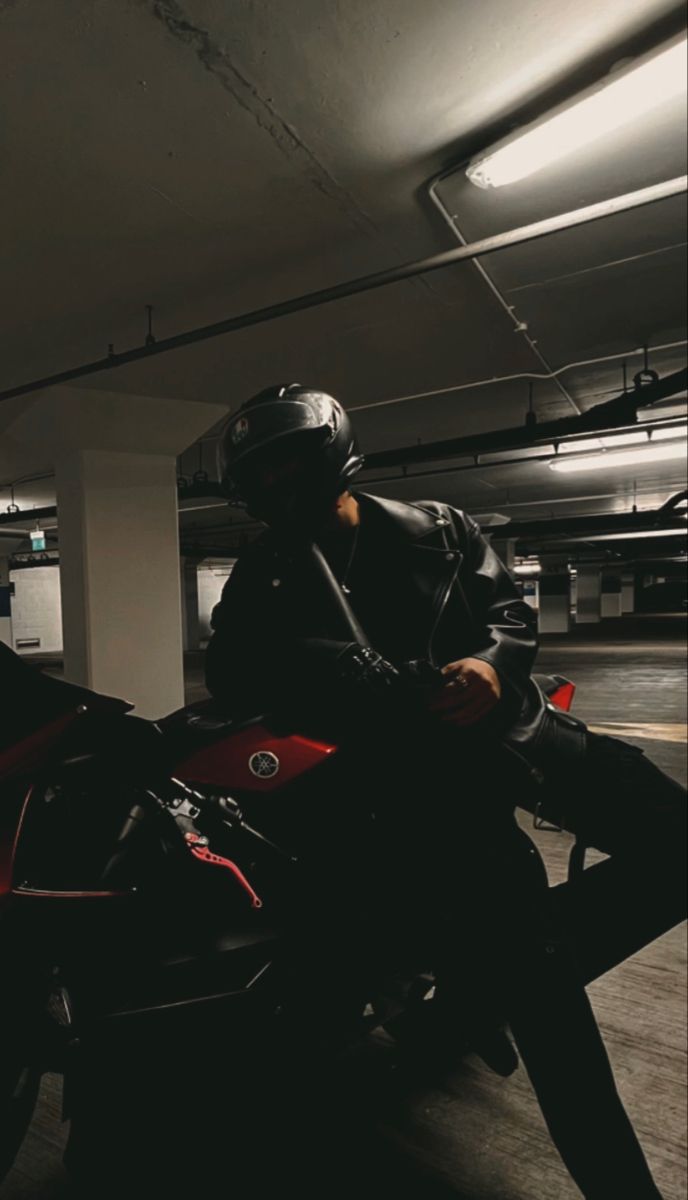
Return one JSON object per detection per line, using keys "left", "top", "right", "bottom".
{"left": 180, "top": 556, "right": 201, "bottom": 652}
{"left": 0, "top": 556, "right": 12, "bottom": 648}
{"left": 621, "top": 571, "right": 635, "bottom": 613}
{"left": 538, "top": 561, "right": 571, "bottom": 634}
{"left": 6, "top": 387, "right": 227, "bottom": 719}
{"left": 55, "top": 450, "right": 184, "bottom": 716}
{"left": 575, "top": 567, "right": 602, "bottom": 624}
{"left": 601, "top": 570, "right": 623, "bottom": 618}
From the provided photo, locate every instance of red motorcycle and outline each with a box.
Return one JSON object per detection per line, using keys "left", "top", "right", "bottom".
{"left": 0, "top": 629, "right": 576, "bottom": 1186}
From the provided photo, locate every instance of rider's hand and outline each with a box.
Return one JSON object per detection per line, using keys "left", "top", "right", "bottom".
{"left": 428, "top": 657, "right": 502, "bottom": 727}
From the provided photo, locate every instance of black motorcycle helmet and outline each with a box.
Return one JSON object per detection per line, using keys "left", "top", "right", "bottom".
{"left": 218, "top": 384, "right": 364, "bottom": 525}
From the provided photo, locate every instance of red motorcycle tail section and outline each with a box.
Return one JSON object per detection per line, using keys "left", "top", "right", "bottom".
{"left": 174, "top": 724, "right": 337, "bottom": 792}
{"left": 549, "top": 680, "right": 576, "bottom": 711}
{"left": 0, "top": 715, "right": 80, "bottom": 902}
{"left": 0, "top": 789, "right": 28, "bottom": 901}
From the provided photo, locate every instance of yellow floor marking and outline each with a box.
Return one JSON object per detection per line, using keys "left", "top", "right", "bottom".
{"left": 588, "top": 722, "right": 687, "bottom": 743}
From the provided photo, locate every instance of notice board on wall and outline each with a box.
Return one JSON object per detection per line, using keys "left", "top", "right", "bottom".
{"left": 10, "top": 565, "right": 63, "bottom": 654}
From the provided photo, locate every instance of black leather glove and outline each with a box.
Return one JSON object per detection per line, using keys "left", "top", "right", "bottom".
{"left": 336, "top": 643, "right": 401, "bottom": 697}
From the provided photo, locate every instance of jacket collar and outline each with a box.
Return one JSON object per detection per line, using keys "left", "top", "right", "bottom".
{"left": 259, "top": 491, "right": 455, "bottom": 561}
{"left": 353, "top": 491, "right": 452, "bottom": 546}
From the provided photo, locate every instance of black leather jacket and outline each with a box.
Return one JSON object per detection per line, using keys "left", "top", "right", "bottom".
{"left": 206, "top": 493, "right": 584, "bottom": 760}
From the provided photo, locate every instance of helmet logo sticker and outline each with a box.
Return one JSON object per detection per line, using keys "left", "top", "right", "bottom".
{"left": 249, "top": 750, "right": 280, "bottom": 779}
{"left": 231, "top": 416, "right": 250, "bottom": 444}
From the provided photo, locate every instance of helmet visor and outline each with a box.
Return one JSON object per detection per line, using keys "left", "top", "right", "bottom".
{"left": 224, "top": 396, "right": 337, "bottom": 465}
{"left": 222, "top": 428, "right": 331, "bottom": 517}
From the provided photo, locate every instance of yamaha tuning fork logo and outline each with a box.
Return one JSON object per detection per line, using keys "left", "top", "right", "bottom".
{"left": 231, "top": 416, "right": 250, "bottom": 444}
{"left": 248, "top": 751, "right": 280, "bottom": 779}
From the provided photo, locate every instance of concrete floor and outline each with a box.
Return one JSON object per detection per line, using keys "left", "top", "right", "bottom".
{"left": 4, "top": 622, "right": 686, "bottom": 1199}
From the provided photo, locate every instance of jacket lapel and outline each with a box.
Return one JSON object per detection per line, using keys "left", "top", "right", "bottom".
{"left": 354, "top": 493, "right": 464, "bottom": 660}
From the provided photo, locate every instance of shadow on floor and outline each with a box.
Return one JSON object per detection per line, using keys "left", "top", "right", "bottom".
{"left": 48, "top": 1044, "right": 487, "bottom": 1200}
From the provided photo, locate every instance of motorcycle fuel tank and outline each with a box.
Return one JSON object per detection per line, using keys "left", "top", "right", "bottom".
{"left": 173, "top": 721, "right": 337, "bottom": 793}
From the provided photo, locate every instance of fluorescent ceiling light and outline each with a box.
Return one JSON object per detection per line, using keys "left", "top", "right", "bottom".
{"left": 652, "top": 424, "right": 688, "bottom": 440}
{"left": 559, "top": 432, "right": 647, "bottom": 453}
{"left": 580, "top": 528, "right": 687, "bottom": 542}
{"left": 557, "top": 425, "right": 688, "bottom": 454}
{"left": 549, "top": 441, "right": 687, "bottom": 473}
{"left": 514, "top": 562, "right": 542, "bottom": 575}
{"left": 467, "top": 35, "right": 687, "bottom": 188}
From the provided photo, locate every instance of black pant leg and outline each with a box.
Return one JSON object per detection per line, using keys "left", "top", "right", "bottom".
{"left": 436, "top": 819, "right": 664, "bottom": 1199}
{"left": 507, "top": 940, "right": 664, "bottom": 1200}
{"left": 546, "top": 734, "right": 687, "bottom": 983}
{"left": 372, "top": 733, "right": 668, "bottom": 1198}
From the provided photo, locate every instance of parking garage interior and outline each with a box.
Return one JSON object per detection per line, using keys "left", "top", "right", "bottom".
{"left": 0, "top": 2, "right": 686, "bottom": 1198}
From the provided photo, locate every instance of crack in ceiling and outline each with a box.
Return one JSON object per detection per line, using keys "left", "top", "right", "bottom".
{"left": 148, "top": 0, "right": 382, "bottom": 239}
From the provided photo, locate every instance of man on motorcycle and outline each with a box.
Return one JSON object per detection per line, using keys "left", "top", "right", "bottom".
{"left": 206, "top": 383, "right": 686, "bottom": 1200}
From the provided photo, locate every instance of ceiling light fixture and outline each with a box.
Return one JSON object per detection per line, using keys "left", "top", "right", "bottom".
{"left": 579, "top": 528, "right": 687, "bottom": 542}
{"left": 549, "top": 440, "right": 687, "bottom": 473}
{"left": 514, "top": 561, "right": 542, "bottom": 575}
{"left": 557, "top": 424, "right": 688, "bottom": 454}
{"left": 466, "top": 35, "right": 687, "bottom": 188}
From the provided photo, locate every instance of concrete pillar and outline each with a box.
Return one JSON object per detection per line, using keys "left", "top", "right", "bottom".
{"left": 601, "top": 570, "right": 623, "bottom": 618}
{"left": 0, "top": 556, "right": 12, "bottom": 648}
{"left": 4, "top": 387, "right": 226, "bottom": 718}
{"left": 55, "top": 449, "right": 187, "bottom": 714}
{"left": 180, "top": 556, "right": 202, "bottom": 652}
{"left": 538, "top": 562, "right": 571, "bottom": 634}
{"left": 621, "top": 571, "right": 635, "bottom": 614}
{"left": 575, "top": 567, "right": 602, "bottom": 624}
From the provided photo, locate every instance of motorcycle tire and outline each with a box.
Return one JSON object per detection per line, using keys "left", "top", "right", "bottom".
{"left": 0, "top": 1060, "right": 42, "bottom": 1183}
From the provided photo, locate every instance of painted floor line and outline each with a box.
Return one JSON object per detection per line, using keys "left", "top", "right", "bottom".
{"left": 588, "top": 722, "right": 687, "bottom": 743}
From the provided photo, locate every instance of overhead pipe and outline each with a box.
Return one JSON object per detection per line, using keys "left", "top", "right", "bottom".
{"left": 0, "top": 175, "right": 685, "bottom": 406}
{"left": 503, "top": 509, "right": 687, "bottom": 543}
{"left": 8, "top": 403, "right": 683, "bottom": 536}
{"left": 363, "top": 368, "right": 687, "bottom": 471}
{"left": 0, "top": 505, "right": 59, "bottom": 528}
{"left": 427, "top": 171, "right": 582, "bottom": 416}
{"left": 176, "top": 391, "right": 686, "bottom": 504}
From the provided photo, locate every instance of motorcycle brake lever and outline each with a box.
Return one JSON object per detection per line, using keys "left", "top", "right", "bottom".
{"left": 184, "top": 832, "right": 263, "bottom": 909}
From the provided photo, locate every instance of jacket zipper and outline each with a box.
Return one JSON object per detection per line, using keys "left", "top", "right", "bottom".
{"left": 426, "top": 526, "right": 463, "bottom": 664}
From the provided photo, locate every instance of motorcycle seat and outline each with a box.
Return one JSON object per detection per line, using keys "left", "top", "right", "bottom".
{"left": 157, "top": 700, "right": 266, "bottom": 755}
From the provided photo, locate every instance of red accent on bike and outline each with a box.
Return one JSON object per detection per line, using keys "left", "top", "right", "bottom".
{"left": 174, "top": 725, "right": 337, "bottom": 793}
{"left": 184, "top": 833, "right": 263, "bottom": 909}
{"left": 0, "top": 790, "right": 28, "bottom": 901}
{"left": 549, "top": 681, "right": 575, "bottom": 712}
{"left": 11, "top": 887, "right": 133, "bottom": 899}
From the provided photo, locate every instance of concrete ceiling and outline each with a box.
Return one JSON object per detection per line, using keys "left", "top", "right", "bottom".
{"left": 0, "top": 0, "right": 686, "bottom": 545}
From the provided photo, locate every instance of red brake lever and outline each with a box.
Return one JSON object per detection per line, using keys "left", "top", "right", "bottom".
{"left": 184, "top": 832, "right": 263, "bottom": 909}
